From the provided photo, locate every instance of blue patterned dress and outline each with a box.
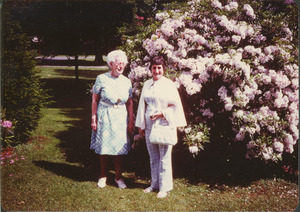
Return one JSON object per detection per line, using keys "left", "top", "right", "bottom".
{"left": 90, "top": 72, "right": 132, "bottom": 155}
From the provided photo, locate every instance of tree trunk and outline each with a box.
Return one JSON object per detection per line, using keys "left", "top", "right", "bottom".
{"left": 74, "top": 54, "right": 79, "bottom": 80}
{"left": 95, "top": 53, "right": 104, "bottom": 65}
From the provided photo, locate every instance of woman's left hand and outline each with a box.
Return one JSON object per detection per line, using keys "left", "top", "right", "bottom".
{"left": 126, "top": 98, "right": 134, "bottom": 135}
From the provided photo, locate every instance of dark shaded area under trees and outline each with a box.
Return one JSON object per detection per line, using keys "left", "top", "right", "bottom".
{"left": 4, "top": 0, "right": 172, "bottom": 80}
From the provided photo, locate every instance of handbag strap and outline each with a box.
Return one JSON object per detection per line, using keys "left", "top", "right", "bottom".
{"left": 152, "top": 81, "right": 171, "bottom": 126}
{"left": 152, "top": 82, "right": 161, "bottom": 124}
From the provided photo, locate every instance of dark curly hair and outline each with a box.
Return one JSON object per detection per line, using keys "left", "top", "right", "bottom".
{"left": 150, "top": 56, "right": 166, "bottom": 70}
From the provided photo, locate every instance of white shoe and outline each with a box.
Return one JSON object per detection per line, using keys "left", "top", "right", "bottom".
{"left": 97, "top": 177, "right": 107, "bottom": 188}
{"left": 143, "top": 187, "right": 153, "bottom": 193}
{"left": 115, "top": 178, "right": 127, "bottom": 189}
{"left": 157, "top": 191, "right": 168, "bottom": 198}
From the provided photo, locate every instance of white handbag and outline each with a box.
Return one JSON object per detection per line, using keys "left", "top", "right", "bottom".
{"left": 149, "top": 120, "right": 177, "bottom": 145}
{"left": 149, "top": 81, "right": 177, "bottom": 145}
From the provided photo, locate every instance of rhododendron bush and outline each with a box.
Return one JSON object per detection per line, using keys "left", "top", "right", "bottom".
{"left": 121, "top": 0, "right": 298, "bottom": 163}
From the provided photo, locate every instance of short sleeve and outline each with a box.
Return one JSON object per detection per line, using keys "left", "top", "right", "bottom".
{"left": 92, "top": 75, "right": 101, "bottom": 95}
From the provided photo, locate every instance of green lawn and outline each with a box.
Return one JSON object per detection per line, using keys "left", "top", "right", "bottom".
{"left": 1, "top": 65, "right": 298, "bottom": 211}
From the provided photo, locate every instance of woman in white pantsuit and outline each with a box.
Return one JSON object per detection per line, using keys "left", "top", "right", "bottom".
{"left": 135, "top": 56, "right": 186, "bottom": 198}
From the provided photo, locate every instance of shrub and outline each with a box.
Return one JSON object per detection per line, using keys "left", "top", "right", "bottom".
{"left": 2, "top": 11, "right": 50, "bottom": 146}
{"left": 120, "top": 0, "right": 298, "bottom": 166}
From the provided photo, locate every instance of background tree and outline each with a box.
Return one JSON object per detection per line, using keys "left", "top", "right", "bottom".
{"left": 5, "top": 1, "right": 135, "bottom": 79}
{"left": 6, "top": 0, "right": 187, "bottom": 79}
{"left": 2, "top": 9, "right": 50, "bottom": 146}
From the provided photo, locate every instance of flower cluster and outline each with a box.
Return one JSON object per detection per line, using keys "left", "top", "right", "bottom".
{"left": 124, "top": 0, "right": 298, "bottom": 162}
{"left": 1, "top": 147, "right": 25, "bottom": 166}
{"left": 1, "top": 117, "right": 15, "bottom": 147}
{"left": 2, "top": 120, "right": 12, "bottom": 128}
{"left": 182, "top": 123, "right": 210, "bottom": 155}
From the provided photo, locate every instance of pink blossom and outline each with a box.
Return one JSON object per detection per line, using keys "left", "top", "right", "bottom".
{"left": 284, "top": 134, "right": 295, "bottom": 145}
{"left": 247, "top": 141, "right": 256, "bottom": 150}
{"left": 261, "top": 75, "right": 271, "bottom": 84}
{"left": 244, "top": 85, "right": 256, "bottom": 100}
{"left": 246, "top": 127, "right": 256, "bottom": 135}
{"left": 234, "top": 110, "right": 244, "bottom": 118}
{"left": 225, "top": 2, "right": 238, "bottom": 11}
{"left": 285, "top": 144, "right": 294, "bottom": 153}
{"left": 212, "top": 0, "right": 223, "bottom": 9}
{"left": 274, "top": 94, "right": 289, "bottom": 108}
{"left": 178, "top": 71, "right": 193, "bottom": 86}
{"left": 218, "top": 86, "right": 228, "bottom": 99}
{"left": 177, "top": 39, "right": 187, "bottom": 49}
{"left": 243, "top": 4, "right": 256, "bottom": 19}
{"left": 291, "top": 78, "right": 299, "bottom": 89}
{"left": 232, "top": 35, "right": 241, "bottom": 44}
{"left": 155, "top": 12, "right": 170, "bottom": 21}
{"left": 254, "top": 34, "right": 266, "bottom": 43}
{"left": 194, "top": 34, "right": 206, "bottom": 45}
{"left": 262, "top": 147, "right": 273, "bottom": 160}
{"left": 273, "top": 141, "right": 284, "bottom": 153}
{"left": 284, "top": 0, "right": 295, "bottom": 4}
{"left": 161, "top": 25, "right": 175, "bottom": 37}
{"left": 267, "top": 125, "right": 276, "bottom": 134}
{"left": 289, "top": 102, "right": 298, "bottom": 114}
{"left": 198, "top": 70, "right": 210, "bottom": 83}
{"left": 132, "top": 66, "right": 148, "bottom": 79}
{"left": 184, "top": 127, "right": 192, "bottom": 134}
{"left": 136, "top": 15, "right": 144, "bottom": 20}
{"left": 185, "top": 82, "right": 202, "bottom": 95}
{"left": 268, "top": 69, "right": 277, "bottom": 81}
{"left": 224, "top": 97, "right": 233, "bottom": 111}
{"left": 244, "top": 45, "right": 261, "bottom": 55}
{"left": 264, "top": 91, "right": 272, "bottom": 100}
{"left": 202, "top": 108, "right": 214, "bottom": 118}
{"left": 2, "top": 120, "right": 12, "bottom": 128}
{"left": 189, "top": 145, "right": 199, "bottom": 154}
{"left": 235, "top": 127, "right": 246, "bottom": 141}
{"left": 275, "top": 72, "right": 291, "bottom": 89}
{"left": 290, "top": 124, "right": 298, "bottom": 138}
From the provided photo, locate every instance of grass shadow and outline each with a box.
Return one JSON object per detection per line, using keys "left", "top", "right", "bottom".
{"left": 41, "top": 77, "right": 94, "bottom": 108}
{"left": 33, "top": 160, "right": 96, "bottom": 182}
{"left": 32, "top": 160, "right": 147, "bottom": 189}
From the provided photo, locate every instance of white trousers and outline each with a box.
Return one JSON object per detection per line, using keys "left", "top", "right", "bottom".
{"left": 145, "top": 128, "right": 173, "bottom": 192}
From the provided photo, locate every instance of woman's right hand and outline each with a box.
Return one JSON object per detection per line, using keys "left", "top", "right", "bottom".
{"left": 150, "top": 111, "right": 164, "bottom": 120}
{"left": 91, "top": 116, "right": 97, "bottom": 131}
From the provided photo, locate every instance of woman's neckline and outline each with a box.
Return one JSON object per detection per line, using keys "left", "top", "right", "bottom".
{"left": 152, "top": 76, "right": 164, "bottom": 83}
{"left": 109, "top": 71, "right": 120, "bottom": 79}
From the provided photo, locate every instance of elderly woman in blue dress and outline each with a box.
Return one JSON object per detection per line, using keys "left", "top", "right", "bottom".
{"left": 136, "top": 56, "right": 186, "bottom": 198}
{"left": 91, "top": 50, "right": 133, "bottom": 189}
